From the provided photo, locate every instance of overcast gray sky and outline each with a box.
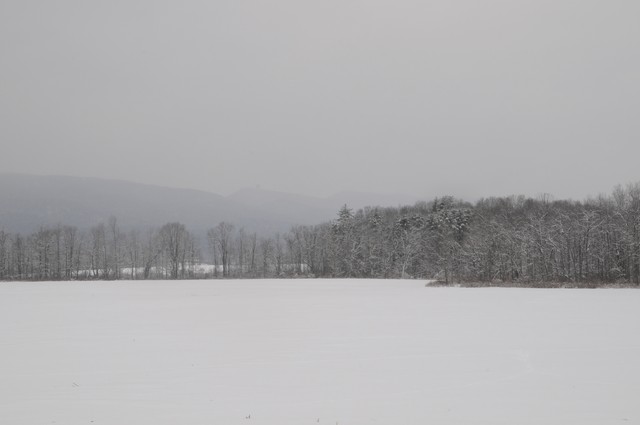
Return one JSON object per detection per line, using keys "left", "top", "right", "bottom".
{"left": 1, "top": 0, "right": 638, "bottom": 200}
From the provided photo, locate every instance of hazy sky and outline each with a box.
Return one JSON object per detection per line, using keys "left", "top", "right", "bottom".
{"left": 1, "top": 0, "right": 639, "bottom": 200}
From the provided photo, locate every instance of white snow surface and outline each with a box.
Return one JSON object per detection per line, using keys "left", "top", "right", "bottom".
{"left": 1, "top": 279, "right": 639, "bottom": 425}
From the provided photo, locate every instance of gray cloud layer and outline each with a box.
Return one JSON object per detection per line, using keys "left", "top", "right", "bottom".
{"left": 1, "top": 0, "right": 639, "bottom": 200}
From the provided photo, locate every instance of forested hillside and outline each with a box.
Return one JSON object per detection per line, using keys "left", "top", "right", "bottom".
{"left": 1, "top": 183, "right": 640, "bottom": 285}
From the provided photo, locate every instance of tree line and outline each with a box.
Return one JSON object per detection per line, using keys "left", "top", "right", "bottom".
{"left": 1, "top": 183, "right": 640, "bottom": 285}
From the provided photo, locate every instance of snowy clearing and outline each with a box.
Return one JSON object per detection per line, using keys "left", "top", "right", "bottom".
{"left": 1, "top": 280, "right": 639, "bottom": 425}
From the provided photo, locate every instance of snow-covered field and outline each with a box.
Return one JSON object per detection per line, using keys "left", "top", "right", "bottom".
{"left": 1, "top": 280, "right": 639, "bottom": 425}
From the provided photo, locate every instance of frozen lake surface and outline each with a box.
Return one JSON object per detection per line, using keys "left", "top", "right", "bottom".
{"left": 1, "top": 279, "right": 639, "bottom": 424}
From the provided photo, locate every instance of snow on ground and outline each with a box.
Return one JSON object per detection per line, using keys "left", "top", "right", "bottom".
{"left": 1, "top": 280, "right": 639, "bottom": 425}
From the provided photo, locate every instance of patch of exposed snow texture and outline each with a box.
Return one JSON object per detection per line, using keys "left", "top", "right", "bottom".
{"left": 1, "top": 280, "right": 639, "bottom": 424}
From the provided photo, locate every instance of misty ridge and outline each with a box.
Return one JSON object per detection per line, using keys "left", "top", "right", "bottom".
{"left": 0, "top": 174, "right": 418, "bottom": 235}
{"left": 1, "top": 173, "right": 640, "bottom": 287}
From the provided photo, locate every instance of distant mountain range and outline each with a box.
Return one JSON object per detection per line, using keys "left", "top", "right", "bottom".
{"left": 0, "top": 174, "right": 421, "bottom": 236}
